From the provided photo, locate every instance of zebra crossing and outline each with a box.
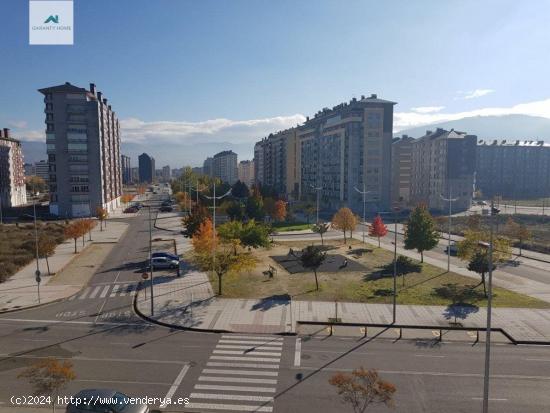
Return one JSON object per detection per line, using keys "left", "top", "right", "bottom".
{"left": 186, "top": 334, "right": 283, "bottom": 412}
{"left": 68, "top": 283, "right": 138, "bottom": 300}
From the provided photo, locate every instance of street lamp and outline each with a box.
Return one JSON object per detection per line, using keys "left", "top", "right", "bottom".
{"left": 354, "top": 184, "right": 372, "bottom": 244}
{"left": 440, "top": 187, "right": 459, "bottom": 272}
{"left": 379, "top": 206, "right": 400, "bottom": 324}
{"left": 31, "top": 190, "right": 41, "bottom": 303}
{"left": 310, "top": 184, "right": 322, "bottom": 224}
{"left": 480, "top": 200, "right": 499, "bottom": 413}
{"left": 203, "top": 185, "right": 232, "bottom": 281}
{"left": 143, "top": 203, "right": 155, "bottom": 315}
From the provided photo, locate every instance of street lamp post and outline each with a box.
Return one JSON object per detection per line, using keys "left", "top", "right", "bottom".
{"left": 354, "top": 185, "right": 372, "bottom": 244}
{"left": 440, "top": 187, "right": 459, "bottom": 272}
{"left": 143, "top": 204, "right": 154, "bottom": 316}
{"left": 379, "top": 207, "right": 399, "bottom": 323}
{"left": 0, "top": 197, "right": 3, "bottom": 225}
{"left": 310, "top": 185, "right": 322, "bottom": 224}
{"left": 32, "top": 191, "right": 41, "bottom": 303}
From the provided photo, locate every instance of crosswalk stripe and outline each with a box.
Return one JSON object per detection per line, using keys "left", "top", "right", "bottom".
{"left": 79, "top": 287, "right": 91, "bottom": 299}
{"left": 186, "top": 402, "right": 272, "bottom": 412}
{"left": 215, "top": 344, "right": 282, "bottom": 351}
{"left": 99, "top": 285, "right": 110, "bottom": 298}
{"left": 213, "top": 350, "right": 281, "bottom": 357}
{"left": 88, "top": 286, "right": 102, "bottom": 299}
{"left": 202, "top": 369, "right": 278, "bottom": 377}
{"left": 195, "top": 384, "right": 276, "bottom": 393}
{"left": 210, "top": 355, "right": 280, "bottom": 363}
{"left": 218, "top": 339, "right": 283, "bottom": 346}
{"left": 190, "top": 393, "right": 274, "bottom": 402}
{"left": 68, "top": 294, "right": 77, "bottom": 301}
{"left": 110, "top": 285, "right": 121, "bottom": 297}
{"left": 199, "top": 376, "right": 277, "bottom": 385}
{"left": 222, "top": 335, "right": 283, "bottom": 341}
{"left": 206, "top": 362, "right": 279, "bottom": 369}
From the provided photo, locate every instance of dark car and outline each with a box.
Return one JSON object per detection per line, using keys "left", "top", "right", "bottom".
{"left": 161, "top": 200, "right": 172, "bottom": 207}
{"left": 66, "top": 389, "right": 148, "bottom": 413}
{"left": 152, "top": 251, "right": 180, "bottom": 261}
{"left": 124, "top": 206, "right": 138, "bottom": 213}
{"left": 159, "top": 205, "right": 173, "bottom": 212}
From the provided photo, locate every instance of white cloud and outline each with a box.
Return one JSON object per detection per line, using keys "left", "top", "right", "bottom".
{"left": 457, "top": 89, "right": 495, "bottom": 100}
{"left": 410, "top": 106, "right": 445, "bottom": 114}
{"left": 17, "top": 129, "right": 44, "bottom": 142}
{"left": 395, "top": 98, "right": 550, "bottom": 131}
{"left": 7, "top": 120, "right": 28, "bottom": 129}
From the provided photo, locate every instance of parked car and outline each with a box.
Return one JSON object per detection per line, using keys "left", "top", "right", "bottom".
{"left": 152, "top": 251, "right": 180, "bottom": 261}
{"left": 124, "top": 206, "right": 138, "bottom": 213}
{"left": 66, "top": 389, "right": 148, "bottom": 413}
{"left": 445, "top": 243, "right": 458, "bottom": 256}
{"left": 132, "top": 202, "right": 143, "bottom": 209}
{"left": 476, "top": 200, "right": 488, "bottom": 206}
{"left": 159, "top": 205, "right": 173, "bottom": 212}
{"left": 161, "top": 200, "right": 172, "bottom": 207}
{"left": 150, "top": 256, "right": 179, "bottom": 269}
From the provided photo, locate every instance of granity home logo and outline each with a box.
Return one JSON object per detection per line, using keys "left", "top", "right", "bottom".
{"left": 29, "top": 1, "right": 73, "bottom": 45}
{"left": 44, "top": 14, "right": 60, "bottom": 24}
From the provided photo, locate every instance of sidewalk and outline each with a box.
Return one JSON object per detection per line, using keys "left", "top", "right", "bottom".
{"left": 0, "top": 218, "right": 128, "bottom": 313}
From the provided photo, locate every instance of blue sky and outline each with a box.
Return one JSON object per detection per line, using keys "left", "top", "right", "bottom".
{"left": 1, "top": 0, "right": 550, "bottom": 166}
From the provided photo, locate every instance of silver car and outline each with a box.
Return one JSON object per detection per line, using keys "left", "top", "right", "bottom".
{"left": 151, "top": 256, "right": 179, "bottom": 269}
{"left": 66, "top": 389, "right": 148, "bottom": 413}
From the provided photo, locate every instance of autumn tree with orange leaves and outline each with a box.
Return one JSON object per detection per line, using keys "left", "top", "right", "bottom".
{"left": 192, "top": 218, "right": 218, "bottom": 255}
{"left": 64, "top": 221, "right": 87, "bottom": 253}
{"left": 368, "top": 215, "right": 388, "bottom": 247}
{"left": 332, "top": 207, "right": 358, "bottom": 244}
{"left": 273, "top": 200, "right": 287, "bottom": 222}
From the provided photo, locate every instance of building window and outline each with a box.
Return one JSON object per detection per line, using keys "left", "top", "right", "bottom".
{"left": 46, "top": 123, "right": 54, "bottom": 132}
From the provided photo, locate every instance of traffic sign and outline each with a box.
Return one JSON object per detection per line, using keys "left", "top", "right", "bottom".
{"left": 142, "top": 272, "right": 149, "bottom": 280}
{"left": 35, "top": 275, "right": 41, "bottom": 283}
{"left": 35, "top": 269, "right": 41, "bottom": 277}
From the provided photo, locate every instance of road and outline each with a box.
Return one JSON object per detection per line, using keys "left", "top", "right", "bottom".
{"left": 1, "top": 193, "right": 549, "bottom": 412}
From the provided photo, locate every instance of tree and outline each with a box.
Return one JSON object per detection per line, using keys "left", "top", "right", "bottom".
{"left": 304, "top": 203, "right": 316, "bottom": 224}
{"left": 382, "top": 255, "right": 422, "bottom": 287}
{"left": 217, "top": 220, "right": 242, "bottom": 255}
{"left": 299, "top": 245, "right": 326, "bottom": 290}
{"left": 95, "top": 207, "right": 108, "bottom": 231}
{"left": 192, "top": 218, "right": 218, "bottom": 255}
{"left": 25, "top": 175, "right": 47, "bottom": 194}
{"left": 137, "top": 185, "right": 146, "bottom": 195}
{"left": 182, "top": 204, "right": 210, "bottom": 238}
{"left": 83, "top": 218, "right": 97, "bottom": 241}
{"left": 368, "top": 215, "right": 388, "bottom": 247}
{"left": 225, "top": 200, "right": 245, "bottom": 221}
{"left": 273, "top": 200, "right": 287, "bottom": 222}
{"left": 64, "top": 221, "right": 85, "bottom": 253}
{"left": 457, "top": 229, "right": 512, "bottom": 263}
{"left": 329, "top": 367, "right": 396, "bottom": 413}
{"left": 312, "top": 222, "right": 329, "bottom": 245}
{"left": 231, "top": 180, "right": 250, "bottom": 198}
{"left": 240, "top": 220, "right": 270, "bottom": 249}
{"left": 120, "top": 193, "right": 134, "bottom": 206}
{"left": 403, "top": 205, "right": 439, "bottom": 263}
{"left": 332, "top": 207, "right": 357, "bottom": 244}
{"left": 504, "top": 217, "right": 531, "bottom": 256}
{"left": 263, "top": 197, "right": 276, "bottom": 220}
{"left": 37, "top": 234, "right": 57, "bottom": 275}
{"left": 18, "top": 358, "right": 75, "bottom": 413}
{"left": 246, "top": 195, "right": 264, "bottom": 221}
{"left": 467, "top": 251, "right": 492, "bottom": 297}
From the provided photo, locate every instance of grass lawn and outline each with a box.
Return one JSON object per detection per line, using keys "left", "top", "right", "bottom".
{"left": 0, "top": 222, "right": 66, "bottom": 282}
{"left": 203, "top": 239, "right": 549, "bottom": 308}
{"left": 271, "top": 222, "right": 312, "bottom": 232}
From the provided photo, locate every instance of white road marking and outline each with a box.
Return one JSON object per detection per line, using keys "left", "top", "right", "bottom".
{"left": 194, "top": 384, "right": 276, "bottom": 393}
{"left": 185, "top": 402, "right": 272, "bottom": 412}
{"left": 0, "top": 318, "right": 140, "bottom": 326}
{"left": 206, "top": 362, "right": 279, "bottom": 369}
{"left": 218, "top": 339, "right": 283, "bottom": 346}
{"left": 88, "top": 286, "right": 102, "bottom": 299}
{"left": 198, "top": 376, "right": 277, "bottom": 384}
{"left": 210, "top": 355, "right": 280, "bottom": 363}
{"left": 222, "top": 335, "right": 282, "bottom": 341}
{"left": 202, "top": 369, "right": 278, "bottom": 377}
{"left": 79, "top": 287, "right": 91, "bottom": 299}
{"left": 525, "top": 358, "right": 550, "bottom": 362}
{"left": 99, "top": 285, "right": 110, "bottom": 298}
{"left": 160, "top": 364, "right": 190, "bottom": 408}
{"left": 414, "top": 354, "right": 446, "bottom": 358}
{"left": 294, "top": 338, "right": 301, "bottom": 367}
{"left": 213, "top": 350, "right": 281, "bottom": 357}
{"left": 110, "top": 285, "right": 121, "bottom": 297}
{"left": 190, "top": 393, "right": 273, "bottom": 402}
{"left": 215, "top": 344, "right": 282, "bottom": 351}
{"left": 471, "top": 397, "right": 508, "bottom": 401}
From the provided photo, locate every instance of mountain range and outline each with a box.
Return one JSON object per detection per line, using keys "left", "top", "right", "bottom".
{"left": 19, "top": 114, "right": 550, "bottom": 167}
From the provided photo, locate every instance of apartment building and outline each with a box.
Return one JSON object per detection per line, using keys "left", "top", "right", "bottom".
{"left": 298, "top": 94, "right": 395, "bottom": 213}
{"left": 39, "top": 82, "right": 122, "bottom": 217}
{"left": 391, "top": 135, "right": 415, "bottom": 207}
{"left": 121, "top": 154, "right": 131, "bottom": 185}
{"left": 213, "top": 150, "right": 238, "bottom": 184}
{"left": 0, "top": 128, "right": 27, "bottom": 207}
{"left": 203, "top": 157, "right": 214, "bottom": 177}
{"left": 410, "top": 128, "right": 477, "bottom": 211}
{"left": 238, "top": 160, "right": 255, "bottom": 187}
{"left": 254, "top": 128, "right": 299, "bottom": 198}
{"left": 138, "top": 153, "right": 155, "bottom": 183}
{"left": 161, "top": 165, "right": 171, "bottom": 182}
{"left": 24, "top": 160, "right": 50, "bottom": 183}
{"left": 476, "top": 140, "right": 550, "bottom": 199}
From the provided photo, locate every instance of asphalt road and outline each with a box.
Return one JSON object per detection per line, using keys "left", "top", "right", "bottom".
{"left": 1, "top": 194, "right": 549, "bottom": 412}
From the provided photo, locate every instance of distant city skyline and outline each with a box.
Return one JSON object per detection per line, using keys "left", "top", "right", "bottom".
{"left": 2, "top": 0, "right": 550, "bottom": 166}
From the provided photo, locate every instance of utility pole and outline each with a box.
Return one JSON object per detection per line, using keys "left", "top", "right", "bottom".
{"left": 379, "top": 208, "right": 399, "bottom": 323}
{"left": 147, "top": 204, "right": 154, "bottom": 316}
{"left": 440, "top": 187, "right": 459, "bottom": 272}
{"left": 354, "top": 185, "right": 372, "bottom": 244}
{"left": 32, "top": 189, "right": 41, "bottom": 303}
{"left": 310, "top": 184, "right": 322, "bottom": 223}
{"left": 0, "top": 197, "right": 3, "bottom": 225}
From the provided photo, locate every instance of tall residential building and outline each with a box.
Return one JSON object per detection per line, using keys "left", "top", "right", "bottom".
{"left": 138, "top": 153, "right": 155, "bottom": 183}
{"left": 476, "top": 140, "right": 550, "bottom": 199}
{"left": 161, "top": 165, "right": 171, "bottom": 182}
{"left": 203, "top": 157, "right": 214, "bottom": 177}
{"left": 238, "top": 160, "right": 255, "bottom": 188}
{"left": 298, "top": 94, "right": 396, "bottom": 213}
{"left": 130, "top": 167, "right": 139, "bottom": 183}
{"left": 24, "top": 160, "right": 49, "bottom": 183}
{"left": 213, "top": 150, "right": 238, "bottom": 184}
{"left": 0, "top": 128, "right": 27, "bottom": 207}
{"left": 391, "top": 135, "right": 415, "bottom": 207}
{"left": 39, "top": 82, "right": 122, "bottom": 217}
{"left": 254, "top": 128, "right": 299, "bottom": 198}
{"left": 410, "top": 128, "right": 477, "bottom": 211}
{"left": 191, "top": 167, "right": 203, "bottom": 176}
{"left": 121, "top": 154, "right": 131, "bottom": 185}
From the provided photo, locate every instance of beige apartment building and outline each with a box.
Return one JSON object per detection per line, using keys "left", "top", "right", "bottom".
{"left": 391, "top": 135, "right": 414, "bottom": 207}
{"left": 0, "top": 128, "right": 27, "bottom": 207}
{"left": 238, "top": 160, "right": 255, "bottom": 187}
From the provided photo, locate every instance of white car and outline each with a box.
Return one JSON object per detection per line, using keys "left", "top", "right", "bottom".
{"left": 150, "top": 256, "right": 179, "bottom": 269}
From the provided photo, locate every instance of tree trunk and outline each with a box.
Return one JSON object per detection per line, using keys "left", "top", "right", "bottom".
{"left": 313, "top": 269, "right": 319, "bottom": 291}
{"left": 74, "top": 239, "right": 77, "bottom": 254}
{"left": 343, "top": 230, "right": 347, "bottom": 244}
{"left": 46, "top": 256, "right": 51, "bottom": 275}
{"left": 218, "top": 273, "right": 222, "bottom": 296}
{"left": 320, "top": 233, "right": 324, "bottom": 246}
{"left": 481, "top": 272, "right": 487, "bottom": 297}
{"left": 420, "top": 250, "right": 424, "bottom": 263}
{"left": 82, "top": 234, "right": 85, "bottom": 246}
{"left": 519, "top": 241, "right": 522, "bottom": 256}
{"left": 378, "top": 236, "right": 381, "bottom": 248}
{"left": 100, "top": 220, "right": 103, "bottom": 231}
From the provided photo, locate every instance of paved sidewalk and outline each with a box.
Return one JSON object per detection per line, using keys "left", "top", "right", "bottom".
{"left": 0, "top": 218, "right": 128, "bottom": 312}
